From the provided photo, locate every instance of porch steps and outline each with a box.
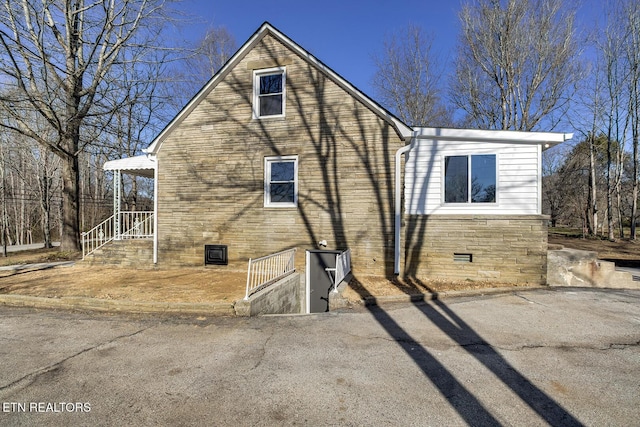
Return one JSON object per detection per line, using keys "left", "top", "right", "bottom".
{"left": 84, "top": 239, "right": 153, "bottom": 267}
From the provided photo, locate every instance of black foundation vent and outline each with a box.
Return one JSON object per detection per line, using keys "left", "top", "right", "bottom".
{"left": 454, "top": 253, "right": 473, "bottom": 263}
{"left": 205, "top": 245, "right": 228, "bottom": 265}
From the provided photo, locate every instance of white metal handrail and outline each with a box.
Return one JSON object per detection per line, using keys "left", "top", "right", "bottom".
{"left": 81, "top": 211, "right": 154, "bottom": 259}
{"left": 333, "top": 249, "right": 352, "bottom": 292}
{"left": 81, "top": 215, "right": 114, "bottom": 259}
{"left": 245, "top": 248, "right": 296, "bottom": 300}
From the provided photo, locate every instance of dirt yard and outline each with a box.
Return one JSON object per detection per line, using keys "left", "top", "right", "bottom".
{"left": 1, "top": 232, "right": 638, "bottom": 304}
{"left": 0, "top": 250, "right": 247, "bottom": 303}
{"left": 548, "top": 231, "right": 640, "bottom": 267}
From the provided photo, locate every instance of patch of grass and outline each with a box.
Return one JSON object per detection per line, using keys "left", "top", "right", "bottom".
{"left": 549, "top": 227, "right": 584, "bottom": 238}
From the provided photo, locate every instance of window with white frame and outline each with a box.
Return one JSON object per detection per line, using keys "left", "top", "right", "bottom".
{"left": 254, "top": 67, "right": 285, "bottom": 118}
{"left": 444, "top": 154, "right": 497, "bottom": 203}
{"left": 265, "top": 156, "right": 298, "bottom": 207}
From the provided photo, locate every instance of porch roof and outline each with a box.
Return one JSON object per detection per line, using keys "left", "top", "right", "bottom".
{"left": 103, "top": 155, "right": 155, "bottom": 178}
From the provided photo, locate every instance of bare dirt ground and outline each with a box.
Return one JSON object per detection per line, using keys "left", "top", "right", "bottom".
{"left": 1, "top": 231, "right": 638, "bottom": 304}
{"left": 0, "top": 249, "right": 247, "bottom": 303}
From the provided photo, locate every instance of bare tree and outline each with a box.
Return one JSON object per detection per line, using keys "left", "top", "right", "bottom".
{"left": 188, "top": 26, "right": 235, "bottom": 85}
{"left": 452, "top": 0, "right": 580, "bottom": 131}
{"left": 0, "top": 0, "right": 174, "bottom": 251}
{"left": 598, "top": 1, "right": 630, "bottom": 240}
{"left": 622, "top": 0, "right": 640, "bottom": 239}
{"left": 372, "top": 24, "right": 452, "bottom": 127}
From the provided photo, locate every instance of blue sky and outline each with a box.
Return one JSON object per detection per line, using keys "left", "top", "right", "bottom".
{"left": 174, "top": 0, "right": 463, "bottom": 95}
{"left": 174, "top": 0, "right": 602, "bottom": 99}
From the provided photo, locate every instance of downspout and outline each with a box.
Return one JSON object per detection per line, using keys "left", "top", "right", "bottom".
{"left": 149, "top": 154, "right": 158, "bottom": 265}
{"left": 394, "top": 143, "right": 413, "bottom": 275}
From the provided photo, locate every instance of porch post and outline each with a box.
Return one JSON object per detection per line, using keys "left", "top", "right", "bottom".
{"left": 113, "top": 170, "right": 121, "bottom": 240}
{"left": 153, "top": 160, "right": 158, "bottom": 264}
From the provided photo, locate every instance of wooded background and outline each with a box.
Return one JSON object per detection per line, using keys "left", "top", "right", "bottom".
{"left": 0, "top": 0, "right": 638, "bottom": 251}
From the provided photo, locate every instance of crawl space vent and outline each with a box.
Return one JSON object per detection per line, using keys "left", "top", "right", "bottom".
{"left": 453, "top": 253, "right": 473, "bottom": 263}
{"left": 205, "top": 245, "right": 228, "bottom": 265}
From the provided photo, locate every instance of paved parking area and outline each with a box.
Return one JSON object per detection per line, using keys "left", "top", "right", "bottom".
{"left": 0, "top": 288, "right": 639, "bottom": 426}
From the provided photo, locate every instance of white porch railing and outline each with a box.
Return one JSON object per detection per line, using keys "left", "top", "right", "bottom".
{"left": 119, "top": 211, "right": 154, "bottom": 239}
{"left": 82, "top": 211, "right": 154, "bottom": 259}
{"left": 333, "top": 249, "right": 352, "bottom": 292}
{"left": 245, "top": 248, "right": 296, "bottom": 300}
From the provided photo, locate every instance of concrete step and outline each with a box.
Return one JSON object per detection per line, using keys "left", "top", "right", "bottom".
{"left": 548, "top": 248, "right": 638, "bottom": 289}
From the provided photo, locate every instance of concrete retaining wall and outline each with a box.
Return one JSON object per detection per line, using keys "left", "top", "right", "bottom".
{"left": 547, "top": 248, "right": 638, "bottom": 289}
{"left": 235, "top": 273, "right": 301, "bottom": 316}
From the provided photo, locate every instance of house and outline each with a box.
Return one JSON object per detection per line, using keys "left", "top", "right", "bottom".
{"left": 94, "top": 22, "right": 572, "bottom": 288}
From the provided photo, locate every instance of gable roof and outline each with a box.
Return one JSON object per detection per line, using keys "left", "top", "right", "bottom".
{"left": 144, "top": 22, "right": 412, "bottom": 155}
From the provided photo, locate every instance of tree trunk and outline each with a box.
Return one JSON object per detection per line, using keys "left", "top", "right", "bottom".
{"left": 61, "top": 154, "right": 81, "bottom": 252}
{"left": 588, "top": 134, "right": 598, "bottom": 235}
{"left": 632, "top": 131, "right": 638, "bottom": 239}
{"left": 39, "top": 168, "right": 52, "bottom": 249}
{"left": 616, "top": 180, "right": 624, "bottom": 239}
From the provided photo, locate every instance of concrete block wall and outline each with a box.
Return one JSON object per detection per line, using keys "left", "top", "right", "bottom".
{"left": 234, "top": 273, "right": 301, "bottom": 316}
{"left": 402, "top": 215, "right": 548, "bottom": 284}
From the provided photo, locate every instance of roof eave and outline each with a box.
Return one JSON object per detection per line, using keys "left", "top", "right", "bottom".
{"left": 412, "top": 127, "right": 573, "bottom": 146}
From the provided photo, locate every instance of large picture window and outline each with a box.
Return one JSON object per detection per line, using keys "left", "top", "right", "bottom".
{"left": 265, "top": 156, "right": 298, "bottom": 207}
{"left": 254, "top": 67, "right": 285, "bottom": 118}
{"left": 444, "top": 154, "right": 496, "bottom": 203}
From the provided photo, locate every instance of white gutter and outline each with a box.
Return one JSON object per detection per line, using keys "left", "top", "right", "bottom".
{"left": 394, "top": 143, "right": 413, "bottom": 275}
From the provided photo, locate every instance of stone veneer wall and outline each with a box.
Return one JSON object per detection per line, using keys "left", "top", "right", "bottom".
{"left": 155, "top": 33, "right": 404, "bottom": 276}
{"left": 402, "top": 215, "right": 548, "bottom": 284}
{"left": 85, "top": 239, "right": 154, "bottom": 267}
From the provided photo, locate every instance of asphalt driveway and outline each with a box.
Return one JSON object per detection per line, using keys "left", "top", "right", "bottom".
{"left": 0, "top": 288, "right": 638, "bottom": 426}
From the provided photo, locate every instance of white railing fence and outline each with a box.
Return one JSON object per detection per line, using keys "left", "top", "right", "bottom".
{"left": 119, "top": 211, "right": 154, "bottom": 239}
{"left": 81, "top": 215, "right": 114, "bottom": 259}
{"left": 245, "top": 248, "right": 296, "bottom": 300}
{"left": 82, "top": 211, "right": 154, "bottom": 259}
{"left": 333, "top": 249, "right": 352, "bottom": 292}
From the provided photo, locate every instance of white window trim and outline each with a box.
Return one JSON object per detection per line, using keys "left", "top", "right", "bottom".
{"left": 253, "top": 67, "right": 286, "bottom": 119}
{"left": 441, "top": 153, "right": 499, "bottom": 205}
{"left": 264, "top": 155, "right": 298, "bottom": 208}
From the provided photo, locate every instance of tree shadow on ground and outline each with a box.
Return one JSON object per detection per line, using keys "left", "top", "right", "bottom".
{"left": 349, "top": 278, "right": 584, "bottom": 426}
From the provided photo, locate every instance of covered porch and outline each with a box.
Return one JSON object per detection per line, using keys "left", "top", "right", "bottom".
{"left": 81, "top": 154, "right": 157, "bottom": 261}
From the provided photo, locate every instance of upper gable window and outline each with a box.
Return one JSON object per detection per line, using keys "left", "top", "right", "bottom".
{"left": 253, "top": 67, "right": 286, "bottom": 118}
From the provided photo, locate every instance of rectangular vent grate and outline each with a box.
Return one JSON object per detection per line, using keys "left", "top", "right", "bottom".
{"left": 205, "top": 245, "right": 228, "bottom": 265}
{"left": 453, "top": 253, "right": 473, "bottom": 263}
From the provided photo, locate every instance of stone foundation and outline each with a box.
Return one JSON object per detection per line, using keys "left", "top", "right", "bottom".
{"left": 402, "top": 215, "right": 548, "bottom": 284}
{"left": 84, "top": 239, "right": 154, "bottom": 267}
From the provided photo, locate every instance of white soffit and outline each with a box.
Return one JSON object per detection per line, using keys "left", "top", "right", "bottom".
{"left": 413, "top": 127, "right": 573, "bottom": 146}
